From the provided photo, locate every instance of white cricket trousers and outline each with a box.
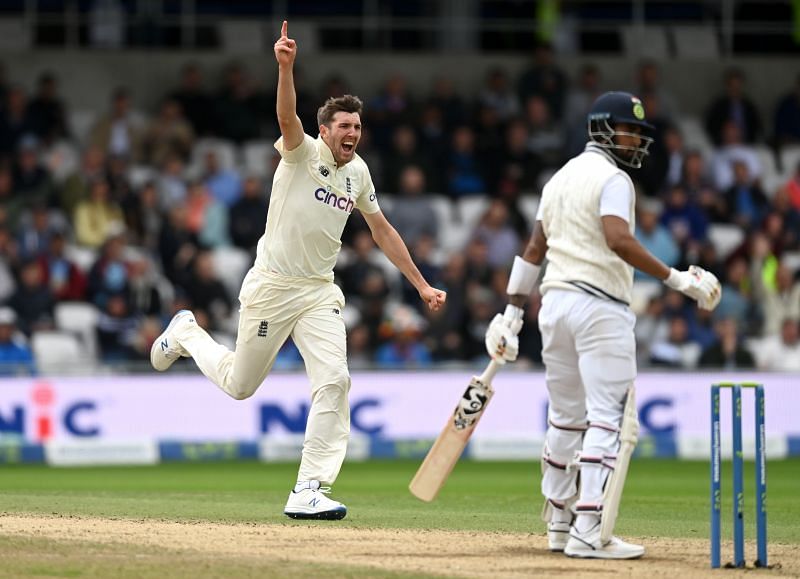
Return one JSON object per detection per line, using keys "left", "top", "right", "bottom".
{"left": 538, "top": 289, "right": 636, "bottom": 513}
{"left": 175, "top": 267, "right": 350, "bottom": 485}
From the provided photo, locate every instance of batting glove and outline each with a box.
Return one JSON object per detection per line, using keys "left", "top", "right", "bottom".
{"left": 664, "top": 265, "right": 722, "bottom": 311}
{"left": 485, "top": 305, "right": 524, "bottom": 364}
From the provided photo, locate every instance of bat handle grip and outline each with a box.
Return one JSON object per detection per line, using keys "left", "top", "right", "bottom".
{"left": 479, "top": 360, "right": 500, "bottom": 384}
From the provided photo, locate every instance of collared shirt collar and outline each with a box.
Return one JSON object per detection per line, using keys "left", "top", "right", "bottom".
{"left": 317, "top": 134, "right": 337, "bottom": 166}
{"left": 584, "top": 142, "right": 618, "bottom": 167}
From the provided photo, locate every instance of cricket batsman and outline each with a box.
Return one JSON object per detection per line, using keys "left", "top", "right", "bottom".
{"left": 150, "top": 21, "right": 446, "bottom": 520}
{"left": 485, "top": 91, "right": 722, "bottom": 558}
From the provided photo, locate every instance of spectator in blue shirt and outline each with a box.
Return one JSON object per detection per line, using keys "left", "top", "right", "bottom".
{"left": 634, "top": 198, "right": 679, "bottom": 279}
{"left": 0, "top": 306, "right": 35, "bottom": 375}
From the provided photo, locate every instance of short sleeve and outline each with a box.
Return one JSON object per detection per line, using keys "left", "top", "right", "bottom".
{"left": 355, "top": 167, "right": 380, "bottom": 214}
{"left": 599, "top": 174, "right": 633, "bottom": 222}
{"left": 274, "top": 133, "right": 315, "bottom": 163}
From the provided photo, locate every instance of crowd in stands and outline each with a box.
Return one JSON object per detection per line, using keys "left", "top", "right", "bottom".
{"left": 0, "top": 48, "right": 799, "bottom": 375}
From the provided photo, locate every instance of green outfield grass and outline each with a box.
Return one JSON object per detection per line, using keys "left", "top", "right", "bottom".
{"left": 1, "top": 458, "right": 798, "bottom": 543}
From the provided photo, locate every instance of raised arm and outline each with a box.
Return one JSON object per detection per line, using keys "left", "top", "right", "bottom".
{"left": 273, "top": 20, "right": 304, "bottom": 150}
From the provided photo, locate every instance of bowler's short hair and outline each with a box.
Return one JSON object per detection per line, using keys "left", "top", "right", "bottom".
{"left": 317, "top": 95, "right": 363, "bottom": 128}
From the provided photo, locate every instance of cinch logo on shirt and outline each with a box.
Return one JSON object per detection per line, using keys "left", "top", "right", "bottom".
{"left": 314, "top": 187, "right": 354, "bottom": 213}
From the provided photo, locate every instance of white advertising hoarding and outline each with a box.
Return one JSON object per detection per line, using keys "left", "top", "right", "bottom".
{"left": 0, "top": 372, "right": 797, "bottom": 445}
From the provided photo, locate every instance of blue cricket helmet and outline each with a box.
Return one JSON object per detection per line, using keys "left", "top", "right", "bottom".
{"left": 587, "top": 91, "right": 655, "bottom": 168}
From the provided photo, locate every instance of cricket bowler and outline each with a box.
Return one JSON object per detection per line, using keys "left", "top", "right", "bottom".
{"left": 485, "top": 91, "right": 722, "bottom": 558}
{"left": 150, "top": 20, "right": 446, "bottom": 520}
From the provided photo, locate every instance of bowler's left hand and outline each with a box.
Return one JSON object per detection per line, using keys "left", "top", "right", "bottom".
{"left": 420, "top": 286, "right": 447, "bottom": 311}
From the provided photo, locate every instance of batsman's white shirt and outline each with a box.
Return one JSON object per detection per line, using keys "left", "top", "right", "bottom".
{"left": 538, "top": 145, "right": 635, "bottom": 305}
{"left": 175, "top": 133, "right": 379, "bottom": 485}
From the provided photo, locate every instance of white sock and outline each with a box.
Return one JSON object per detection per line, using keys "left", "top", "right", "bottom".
{"left": 575, "top": 513, "right": 600, "bottom": 533}
{"left": 293, "top": 480, "right": 320, "bottom": 493}
{"left": 551, "top": 505, "right": 573, "bottom": 524}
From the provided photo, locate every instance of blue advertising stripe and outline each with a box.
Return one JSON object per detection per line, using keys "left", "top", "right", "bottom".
{"left": 787, "top": 436, "right": 800, "bottom": 457}
{"left": 0, "top": 443, "right": 45, "bottom": 464}
{"left": 634, "top": 434, "right": 677, "bottom": 459}
{"left": 159, "top": 441, "right": 259, "bottom": 462}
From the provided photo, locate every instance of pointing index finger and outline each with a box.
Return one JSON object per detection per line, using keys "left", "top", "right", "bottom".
{"left": 281, "top": 20, "right": 287, "bottom": 38}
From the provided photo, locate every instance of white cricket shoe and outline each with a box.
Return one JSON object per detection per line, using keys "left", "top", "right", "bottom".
{"left": 564, "top": 522, "right": 645, "bottom": 559}
{"left": 284, "top": 480, "right": 347, "bottom": 520}
{"left": 548, "top": 521, "right": 571, "bottom": 552}
{"left": 150, "top": 310, "right": 195, "bottom": 372}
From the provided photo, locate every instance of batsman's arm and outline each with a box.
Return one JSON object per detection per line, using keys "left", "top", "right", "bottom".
{"left": 602, "top": 215, "right": 671, "bottom": 281}
{"left": 485, "top": 220, "right": 547, "bottom": 364}
{"left": 509, "top": 220, "right": 548, "bottom": 304}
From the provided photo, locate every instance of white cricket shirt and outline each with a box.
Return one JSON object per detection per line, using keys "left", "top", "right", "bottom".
{"left": 254, "top": 134, "right": 379, "bottom": 281}
{"left": 536, "top": 145, "right": 636, "bottom": 304}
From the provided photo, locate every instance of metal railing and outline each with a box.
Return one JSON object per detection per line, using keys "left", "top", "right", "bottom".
{"left": 6, "top": 0, "right": 799, "bottom": 55}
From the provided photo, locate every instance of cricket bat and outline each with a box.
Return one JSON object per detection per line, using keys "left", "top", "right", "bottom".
{"left": 409, "top": 360, "right": 499, "bottom": 502}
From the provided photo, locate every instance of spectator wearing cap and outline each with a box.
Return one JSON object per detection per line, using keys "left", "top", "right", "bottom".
{"left": 0, "top": 306, "right": 35, "bottom": 375}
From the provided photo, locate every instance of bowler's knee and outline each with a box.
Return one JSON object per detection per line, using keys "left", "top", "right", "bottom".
{"left": 226, "top": 378, "right": 262, "bottom": 400}
{"left": 315, "top": 367, "right": 351, "bottom": 397}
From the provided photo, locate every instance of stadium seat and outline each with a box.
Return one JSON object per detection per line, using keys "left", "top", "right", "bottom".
{"left": 68, "top": 109, "right": 98, "bottom": 146}
{"left": 212, "top": 246, "right": 252, "bottom": 300}
{"left": 754, "top": 145, "right": 781, "bottom": 197}
{"left": 456, "top": 196, "right": 490, "bottom": 232}
{"left": 779, "top": 145, "right": 800, "bottom": 177}
{"left": 128, "top": 165, "right": 159, "bottom": 189}
{"left": 42, "top": 140, "right": 80, "bottom": 184}
{"left": 707, "top": 223, "right": 745, "bottom": 260}
{"left": 31, "top": 331, "right": 94, "bottom": 374}
{"left": 64, "top": 244, "right": 99, "bottom": 273}
{"left": 518, "top": 195, "right": 540, "bottom": 227}
{"left": 621, "top": 26, "right": 670, "bottom": 60}
{"left": 782, "top": 251, "right": 800, "bottom": 274}
{"left": 241, "top": 140, "right": 277, "bottom": 179}
{"left": 54, "top": 302, "right": 101, "bottom": 360}
{"left": 677, "top": 117, "right": 714, "bottom": 159}
{"left": 428, "top": 195, "right": 460, "bottom": 253}
{"left": 188, "top": 138, "right": 238, "bottom": 176}
{"left": 671, "top": 26, "right": 720, "bottom": 60}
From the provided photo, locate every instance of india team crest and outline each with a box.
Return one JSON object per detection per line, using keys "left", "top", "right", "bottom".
{"left": 632, "top": 100, "right": 645, "bottom": 120}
